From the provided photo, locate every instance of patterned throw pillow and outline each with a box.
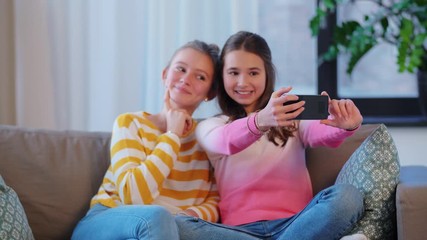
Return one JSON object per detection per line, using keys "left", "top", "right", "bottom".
{"left": 336, "top": 124, "right": 400, "bottom": 240}
{"left": 0, "top": 175, "right": 34, "bottom": 240}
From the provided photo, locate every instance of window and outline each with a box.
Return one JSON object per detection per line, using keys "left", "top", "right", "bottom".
{"left": 258, "top": 0, "right": 317, "bottom": 95}
{"left": 317, "top": 2, "right": 425, "bottom": 125}
{"left": 258, "top": 1, "right": 424, "bottom": 125}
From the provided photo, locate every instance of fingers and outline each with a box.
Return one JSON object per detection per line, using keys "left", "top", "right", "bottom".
{"left": 321, "top": 91, "right": 331, "bottom": 103}
{"left": 184, "top": 114, "right": 193, "bottom": 133}
{"left": 280, "top": 88, "right": 303, "bottom": 119}
{"left": 166, "top": 108, "right": 193, "bottom": 137}
{"left": 321, "top": 92, "right": 353, "bottom": 120}
{"left": 273, "top": 86, "right": 292, "bottom": 98}
{"left": 323, "top": 97, "right": 363, "bottom": 130}
{"left": 164, "top": 89, "right": 195, "bottom": 136}
{"left": 259, "top": 86, "right": 316, "bottom": 128}
{"left": 320, "top": 90, "right": 363, "bottom": 130}
{"left": 330, "top": 99, "right": 353, "bottom": 119}
{"left": 274, "top": 86, "right": 300, "bottom": 107}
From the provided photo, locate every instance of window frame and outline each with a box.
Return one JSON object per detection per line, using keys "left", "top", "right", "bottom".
{"left": 316, "top": 10, "right": 426, "bottom": 126}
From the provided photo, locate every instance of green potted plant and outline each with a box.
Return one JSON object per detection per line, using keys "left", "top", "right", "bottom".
{"left": 310, "top": 0, "right": 427, "bottom": 116}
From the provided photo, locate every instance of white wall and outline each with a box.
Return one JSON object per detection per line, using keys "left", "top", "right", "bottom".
{"left": 388, "top": 126, "right": 427, "bottom": 166}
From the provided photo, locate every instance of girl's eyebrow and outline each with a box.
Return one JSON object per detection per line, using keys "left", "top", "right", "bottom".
{"left": 226, "top": 67, "right": 239, "bottom": 71}
{"left": 225, "top": 67, "right": 261, "bottom": 72}
{"left": 249, "top": 67, "right": 261, "bottom": 71}
{"left": 174, "top": 61, "right": 187, "bottom": 66}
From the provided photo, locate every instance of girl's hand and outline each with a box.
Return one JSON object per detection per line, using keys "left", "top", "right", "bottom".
{"left": 176, "top": 209, "right": 199, "bottom": 218}
{"left": 320, "top": 91, "right": 363, "bottom": 130}
{"left": 164, "top": 90, "right": 192, "bottom": 137}
{"left": 256, "top": 86, "right": 305, "bottom": 130}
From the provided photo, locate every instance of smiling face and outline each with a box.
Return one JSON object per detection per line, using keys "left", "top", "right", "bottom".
{"left": 163, "top": 47, "right": 215, "bottom": 114}
{"left": 222, "top": 50, "right": 266, "bottom": 114}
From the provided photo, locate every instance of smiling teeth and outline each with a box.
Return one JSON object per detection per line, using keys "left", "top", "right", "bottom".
{"left": 236, "top": 91, "right": 252, "bottom": 94}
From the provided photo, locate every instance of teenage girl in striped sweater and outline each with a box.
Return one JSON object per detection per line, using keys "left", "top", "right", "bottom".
{"left": 72, "top": 40, "right": 220, "bottom": 240}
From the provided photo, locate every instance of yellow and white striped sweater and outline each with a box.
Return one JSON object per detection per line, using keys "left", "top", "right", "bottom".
{"left": 91, "top": 112, "right": 219, "bottom": 222}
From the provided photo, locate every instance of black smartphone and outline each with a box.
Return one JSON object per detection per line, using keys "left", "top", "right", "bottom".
{"left": 283, "top": 95, "right": 329, "bottom": 119}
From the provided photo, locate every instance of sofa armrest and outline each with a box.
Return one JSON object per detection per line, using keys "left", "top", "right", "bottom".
{"left": 396, "top": 165, "right": 427, "bottom": 240}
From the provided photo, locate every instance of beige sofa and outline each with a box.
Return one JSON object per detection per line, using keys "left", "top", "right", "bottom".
{"left": 0, "top": 124, "right": 426, "bottom": 240}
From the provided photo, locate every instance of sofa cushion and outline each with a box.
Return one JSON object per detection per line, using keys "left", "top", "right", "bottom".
{"left": 0, "top": 125, "right": 111, "bottom": 240}
{"left": 336, "top": 124, "right": 400, "bottom": 240}
{"left": 306, "top": 124, "right": 380, "bottom": 195}
{"left": 0, "top": 175, "right": 34, "bottom": 240}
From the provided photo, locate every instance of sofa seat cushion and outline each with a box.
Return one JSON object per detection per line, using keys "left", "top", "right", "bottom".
{"left": 0, "top": 175, "right": 34, "bottom": 240}
{"left": 336, "top": 124, "right": 400, "bottom": 240}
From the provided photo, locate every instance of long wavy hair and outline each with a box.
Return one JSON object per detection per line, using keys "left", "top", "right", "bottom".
{"left": 217, "top": 31, "right": 296, "bottom": 146}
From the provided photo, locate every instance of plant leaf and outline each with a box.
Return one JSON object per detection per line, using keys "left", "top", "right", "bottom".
{"left": 312, "top": 0, "right": 427, "bottom": 74}
{"left": 333, "top": 21, "right": 361, "bottom": 47}
{"left": 347, "top": 38, "right": 375, "bottom": 74}
{"left": 323, "top": 45, "right": 339, "bottom": 61}
{"left": 397, "top": 18, "right": 415, "bottom": 72}
{"left": 397, "top": 41, "right": 409, "bottom": 72}
{"left": 414, "top": 0, "right": 427, "bottom": 7}
{"left": 310, "top": 9, "right": 327, "bottom": 36}
{"left": 392, "top": 0, "right": 411, "bottom": 12}
{"left": 323, "top": 0, "right": 337, "bottom": 10}
{"left": 380, "top": 17, "right": 389, "bottom": 38}
{"left": 400, "top": 18, "right": 414, "bottom": 42}
{"left": 414, "top": 33, "right": 427, "bottom": 46}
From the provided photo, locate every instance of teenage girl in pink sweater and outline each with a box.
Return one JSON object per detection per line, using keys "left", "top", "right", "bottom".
{"left": 175, "top": 31, "right": 367, "bottom": 240}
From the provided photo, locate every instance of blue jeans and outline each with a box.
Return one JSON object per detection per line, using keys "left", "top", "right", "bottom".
{"left": 71, "top": 204, "right": 179, "bottom": 240}
{"left": 176, "top": 184, "right": 364, "bottom": 240}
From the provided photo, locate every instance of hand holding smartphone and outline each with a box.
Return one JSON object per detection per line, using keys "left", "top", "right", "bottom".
{"left": 283, "top": 95, "right": 329, "bottom": 120}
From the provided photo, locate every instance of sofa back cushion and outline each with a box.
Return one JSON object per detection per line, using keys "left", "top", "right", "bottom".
{"left": 306, "top": 124, "right": 381, "bottom": 195}
{"left": 0, "top": 125, "right": 111, "bottom": 240}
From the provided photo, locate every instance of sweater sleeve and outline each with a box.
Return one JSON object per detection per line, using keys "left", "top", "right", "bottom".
{"left": 298, "top": 120, "right": 357, "bottom": 148}
{"left": 186, "top": 178, "right": 220, "bottom": 222}
{"left": 110, "top": 113, "right": 180, "bottom": 205}
{"left": 195, "top": 116, "right": 263, "bottom": 155}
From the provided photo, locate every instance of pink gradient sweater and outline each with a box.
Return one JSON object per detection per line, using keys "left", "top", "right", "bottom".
{"left": 195, "top": 115, "right": 356, "bottom": 226}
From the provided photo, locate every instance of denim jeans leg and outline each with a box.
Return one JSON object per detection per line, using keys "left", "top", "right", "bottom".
{"left": 274, "top": 184, "right": 364, "bottom": 240}
{"left": 71, "top": 204, "right": 179, "bottom": 240}
{"left": 175, "top": 215, "right": 263, "bottom": 240}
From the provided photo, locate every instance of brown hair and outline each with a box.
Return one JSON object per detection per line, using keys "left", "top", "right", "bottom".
{"left": 217, "top": 31, "right": 296, "bottom": 146}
